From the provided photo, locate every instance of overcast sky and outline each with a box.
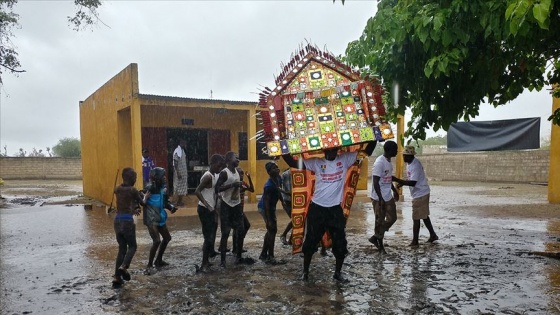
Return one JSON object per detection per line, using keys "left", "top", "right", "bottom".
{"left": 0, "top": 1, "right": 554, "bottom": 156}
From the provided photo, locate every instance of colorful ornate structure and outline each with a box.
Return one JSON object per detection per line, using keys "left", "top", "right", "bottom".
{"left": 258, "top": 44, "right": 393, "bottom": 157}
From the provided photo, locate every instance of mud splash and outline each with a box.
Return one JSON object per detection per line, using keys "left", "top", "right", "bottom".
{"left": 1, "top": 181, "right": 559, "bottom": 314}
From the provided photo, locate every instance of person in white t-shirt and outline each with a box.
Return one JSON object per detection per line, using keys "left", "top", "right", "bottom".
{"left": 283, "top": 140, "right": 376, "bottom": 283}
{"left": 395, "top": 146, "right": 439, "bottom": 246}
{"left": 195, "top": 154, "right": 225, "bottom": 271}
{"left": 369, "top": 140, "right": 400, "bottom": 253}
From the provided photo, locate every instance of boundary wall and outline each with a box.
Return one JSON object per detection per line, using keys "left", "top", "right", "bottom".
{"left": 0, "top": 157, "right": 82, "bottom": 179}
{"left": 0, "top": 150, "right": 550, "bottom": 183}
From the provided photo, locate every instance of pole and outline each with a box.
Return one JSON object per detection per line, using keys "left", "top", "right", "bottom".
{"left": 396, "top": 114, "right": 405, "bottom": 200}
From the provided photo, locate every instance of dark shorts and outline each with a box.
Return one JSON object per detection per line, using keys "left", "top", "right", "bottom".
{"left": 220, "top": 202, "right": 244, "bottom": 232}
{"left": 302, "top": 202, "right": 347, "bottom": 258}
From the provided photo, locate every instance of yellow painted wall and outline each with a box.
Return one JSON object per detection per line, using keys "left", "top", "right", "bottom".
{"left": 549, "top": 94, "right": 560, "bottom": 203}
{"left": 80, "top": 64, "right": 139, "bottom": 204}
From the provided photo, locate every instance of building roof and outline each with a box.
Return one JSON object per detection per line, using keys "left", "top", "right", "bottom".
{"left": 139, "top": 93, "right": 256, "bottom": 106}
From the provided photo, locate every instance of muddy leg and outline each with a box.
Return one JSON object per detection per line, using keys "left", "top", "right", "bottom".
{"left": 410, "top": 220, "right": 420, "bottom": 246}
{"left": 211, "top": 210, "right": 219, "bottom": 254}
{"left": 260, "top": 230, "right": 269, "bottom": 260}
{"left": 115, "top": 232, "right": 127, "bottom": 276}
{"left": 424, "top": 217, "right": 439, "bottom": 242}
{"left": 302, "top": 252, "right": 312, "bottom": 281}
{"left": 147, "top": 225, "right": 161, "bottom": 267}
{"left": 333, "top": 256, "right": 348, "bottom": 282}
{"left": 155, "top": 226, "right": 171, "bottom": 266}
{"left": 280, "top": 222, "right": 292, "bottom": 245}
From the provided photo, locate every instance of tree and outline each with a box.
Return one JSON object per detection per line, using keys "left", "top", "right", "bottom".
{"left": 0, "top": 0, "right": 101, "bottom": 83}
{"left": 345, "top": 0, "right": 559, "bottom": 140}
{"left": 52, "top": 137, "right": 81, "bottom": 157}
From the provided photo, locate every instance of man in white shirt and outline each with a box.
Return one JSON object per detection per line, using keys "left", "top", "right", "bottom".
{"left": 395, "top": 146, "right": 439, "bottom": 246}
{"left": 283, "top": 140, "right": 376, "bottom": 282}
{"left": 369, "top": 140, "right": 400, "bottom": 253}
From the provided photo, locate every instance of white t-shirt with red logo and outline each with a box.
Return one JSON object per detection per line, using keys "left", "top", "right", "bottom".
{"left": 406, "top": 158, "right": 430, "bottom": 199}
{"left": 370, "top": 155, "right": 394, "bottom": 201}
{"left": 303, "top": 151, "right": 358, "bottom": 207}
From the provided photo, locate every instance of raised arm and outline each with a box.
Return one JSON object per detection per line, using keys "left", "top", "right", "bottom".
{"left": 244, "top": 172, "right": 255, "bottom": 193}
{"left": 363, "top": 140, "right": 377, "bottom": 156}
{"left": 282, "top": 154, "right": 304, "bottom": 169}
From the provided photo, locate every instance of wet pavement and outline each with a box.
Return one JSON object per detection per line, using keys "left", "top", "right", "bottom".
{"left": 1, "top": 181, "right": 559, "bottom": 314}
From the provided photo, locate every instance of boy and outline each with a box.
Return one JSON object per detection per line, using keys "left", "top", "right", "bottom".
{"left": 215, "top": 151, "right": 247, "bottom": 267}
{"left": 258, "top": 162, "right": 282, "bottom": 263}
{"left": 369, "top": 140, "right": 400, "bottom": 253}
{"left": 395, "top": 146, "right": 439, "bottom": 246}
{"left": 195, "top": 154, "right": 225, "bottom": 271}
{"left": 112, "top": 167, "right": 147, "bottom": 288}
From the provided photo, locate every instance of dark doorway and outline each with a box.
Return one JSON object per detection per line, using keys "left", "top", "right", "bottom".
{"left": 166, "top": 128, "right": 209, "bottom": 194}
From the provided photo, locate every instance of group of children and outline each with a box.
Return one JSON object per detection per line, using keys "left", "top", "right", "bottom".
{"left": 112, "top": 166, "right": 178, "bottom": 288}
{"left": 111, "top": 151, "right": 288, "bottom": 288}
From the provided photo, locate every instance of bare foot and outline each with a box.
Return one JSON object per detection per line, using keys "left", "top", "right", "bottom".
{"left": 368, "top": 235, "right": 381, "bottom": 250}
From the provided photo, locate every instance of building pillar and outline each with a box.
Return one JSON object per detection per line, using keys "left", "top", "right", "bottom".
{"left": 131, "top": 97, "right": 142, "bottom": 189}
{"left": 549, "top": 92, "right": 560, "bottom": 203}
{"left": 395, "top": 114, "right": 405, "bottom": 200}
{"left": 248, "top": 108, "right": 257, "bottom": 203}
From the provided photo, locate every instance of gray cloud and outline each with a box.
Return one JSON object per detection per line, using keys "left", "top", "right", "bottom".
{"left": 0, "top": 1, "right": 553, "bottom": 155}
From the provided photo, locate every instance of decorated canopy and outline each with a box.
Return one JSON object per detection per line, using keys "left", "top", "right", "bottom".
{"left": 258, "top": 44, "right": 394, "bottom": 157}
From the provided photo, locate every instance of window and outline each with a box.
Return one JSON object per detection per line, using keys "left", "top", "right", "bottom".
{"left": 238, "top": 132, "right": 248, "bottom": 160}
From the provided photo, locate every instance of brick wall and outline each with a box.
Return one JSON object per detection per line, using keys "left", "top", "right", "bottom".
{"left": 368, "top": 150, "right": 549, "bottom": 183}
{"left": 0, "top": 157, "right": 82, "bottom": 179}
{"left": 418, "top": 150, "right": 549, "bottom": 183}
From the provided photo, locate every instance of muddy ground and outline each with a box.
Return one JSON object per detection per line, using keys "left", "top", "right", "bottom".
{"left": 1, "top": 180, "right": 559, "bottom": 315}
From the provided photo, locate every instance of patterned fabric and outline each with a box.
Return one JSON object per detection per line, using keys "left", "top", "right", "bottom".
{"left": 290, "top": 162, "right": 362, "bottom": 254}
{"left": 290, "top": 168, "right": 314, "bottom": 254}
{"left": 173, "top": 148, "right": 188, "bottom": 195}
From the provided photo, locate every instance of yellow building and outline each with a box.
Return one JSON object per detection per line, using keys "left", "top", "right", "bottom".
{"left": 79, "top": 63, "right": 370, "bottom": 205}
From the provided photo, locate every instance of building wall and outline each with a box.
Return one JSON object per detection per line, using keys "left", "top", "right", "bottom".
{"left": 0, "top": 157, "right": 82, "bottom": 179}
{"left": 80, "top": 64, "right": 139, "bottom": 204}
{"left": 419, "top": 150, "right": 550, "bottom": 183}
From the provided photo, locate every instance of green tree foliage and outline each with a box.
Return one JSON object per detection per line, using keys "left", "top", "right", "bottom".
{"left": 0, "top": 0, "right": 22, "bottom": 83}
{"left": 345, "top": 0, "right": 560, "bottom": 140}
{"left": 52, "top": 137, "right": 81, "bottom": 157}
{"left": 0, "top": 0, "right": 101, "bottom": 83}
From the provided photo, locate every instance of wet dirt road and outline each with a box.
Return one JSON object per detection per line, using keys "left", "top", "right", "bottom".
{"left": 1, "top": 181, "right": 559, "bottom": 314}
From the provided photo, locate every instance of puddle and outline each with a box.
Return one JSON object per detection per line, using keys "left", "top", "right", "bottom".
{"left": 1, "top": 183, "right": 559, "bottom": 314}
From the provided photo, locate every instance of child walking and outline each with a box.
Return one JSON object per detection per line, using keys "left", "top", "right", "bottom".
{"left": 143, "top": 167, "right": 177, "bottom": 273}
{"left": 112, "top": 167, "right": 147, "bottom": 288}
